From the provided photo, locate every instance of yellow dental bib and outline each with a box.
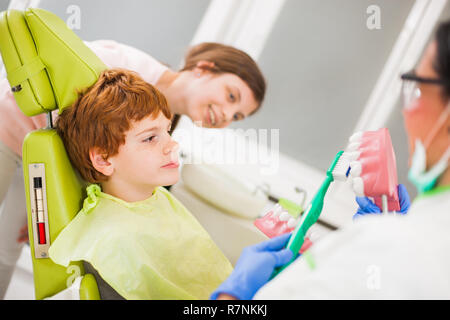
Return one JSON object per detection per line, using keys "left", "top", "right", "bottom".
{"left": 48, "top": 184, "right": 233, "bottom": 300}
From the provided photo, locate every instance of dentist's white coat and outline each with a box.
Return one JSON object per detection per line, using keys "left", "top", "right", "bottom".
{"left": 254, "top": 187, "right": 450, "bottom": 299}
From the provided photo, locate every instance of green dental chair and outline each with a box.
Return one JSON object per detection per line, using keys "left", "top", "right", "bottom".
{"left": 0, "top": 7, "right": 108, "bottom": 300}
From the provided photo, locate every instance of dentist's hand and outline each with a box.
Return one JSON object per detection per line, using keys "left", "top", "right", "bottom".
{"left": 353, "top": 184, "right": 411, "bottom": 219}
{"left": 211, "top": 233, "right": 293, "bottom": 300}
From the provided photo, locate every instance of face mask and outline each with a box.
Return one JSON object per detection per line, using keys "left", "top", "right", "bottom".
{"left": 408, "top": 140, "right": 450, "bottom": 193}
{"left": 408, "top": 106, "right": 450, "bottom": 193}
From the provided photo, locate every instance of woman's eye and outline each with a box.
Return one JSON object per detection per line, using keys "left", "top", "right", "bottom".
{"left": 229, "top": 93, "right": 235, "bottom": 102}
{"left": 233, "top": 113, "right": 244, "bottom": 121}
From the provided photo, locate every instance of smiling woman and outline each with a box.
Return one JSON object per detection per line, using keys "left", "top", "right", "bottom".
{"left": 158, "top": 42, "right": 266, "bottom": 130}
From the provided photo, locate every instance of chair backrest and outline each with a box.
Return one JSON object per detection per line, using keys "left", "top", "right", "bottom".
{"left": 0, "top": 8, "right": 107, "bottom": 299}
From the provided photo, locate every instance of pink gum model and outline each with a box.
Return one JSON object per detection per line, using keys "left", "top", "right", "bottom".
{"left": 254, "top": 204, "right": 312, "bottom": 254}
{"left": 347, "top": 128, "right": 400, "bottom": 212}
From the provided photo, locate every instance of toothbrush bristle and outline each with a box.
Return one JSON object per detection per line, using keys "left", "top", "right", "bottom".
{"left": 332, "top": 152, "right": 351, "bottom": 181}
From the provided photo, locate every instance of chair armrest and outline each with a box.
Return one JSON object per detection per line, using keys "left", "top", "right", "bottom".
{"left": 80, "top": 274, "right": 100, "bottom": 300}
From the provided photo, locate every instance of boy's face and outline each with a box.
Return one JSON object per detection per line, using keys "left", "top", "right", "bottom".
{"left": 107, "top": 112, "right": 179, "bottom": 192}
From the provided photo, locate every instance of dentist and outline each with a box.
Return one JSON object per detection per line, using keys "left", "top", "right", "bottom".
{"left": 212, "top": 19, "right": 450, "bottom": 300}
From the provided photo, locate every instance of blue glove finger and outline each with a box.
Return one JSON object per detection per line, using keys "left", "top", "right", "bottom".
{"left": 211, "top": 235, "right": 293, "bottom": 300}
{"left": 253, "top": 232, "right": 292, "bottom": 251}
{"left": 397, "top": 184, "right": 411, "bottom": 214}
{"left": 355, "top": 196, "right": 381, "bottom": 213}
{"left": 270, "top": 248, "right": 294, "bottom": 268}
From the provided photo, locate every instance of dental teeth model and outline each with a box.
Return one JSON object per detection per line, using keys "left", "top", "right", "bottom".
{"left": 254, "top": 203, "right": 312, "bottom": 254}
{"left": 346, "top": 128, "right": 400, "bottom": 212}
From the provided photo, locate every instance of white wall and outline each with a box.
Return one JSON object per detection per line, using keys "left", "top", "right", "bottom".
{"left": 38, "top": 0, "right": 210, "bottom": 69}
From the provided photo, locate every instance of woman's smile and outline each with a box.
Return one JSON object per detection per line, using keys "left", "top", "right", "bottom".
{"left": 206, "top": 104, "right": 220, "bottom": 127}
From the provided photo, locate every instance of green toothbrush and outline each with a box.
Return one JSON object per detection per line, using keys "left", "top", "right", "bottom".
{"left": 270, "top": 150, "right": 350, "bottom": 279}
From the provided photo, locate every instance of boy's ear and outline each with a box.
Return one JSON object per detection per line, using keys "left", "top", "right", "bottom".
{"left": 89, "top": 147, "right": 114, "bottom": 177}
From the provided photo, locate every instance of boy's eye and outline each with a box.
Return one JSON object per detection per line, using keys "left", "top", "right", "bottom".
{"left": 143, "top": 136, "right": 157, "bottom": 143}
{"left": 229, "top": 93, "right": 235, "bottom": 102}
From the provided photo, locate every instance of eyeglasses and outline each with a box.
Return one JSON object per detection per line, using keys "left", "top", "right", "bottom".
{"left": 400, "top": 70, "right": 450, "bottom": 109}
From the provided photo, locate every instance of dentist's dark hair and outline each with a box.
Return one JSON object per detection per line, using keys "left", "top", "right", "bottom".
{"left": 434, "top": 19, "right": 450, "bottom": 100}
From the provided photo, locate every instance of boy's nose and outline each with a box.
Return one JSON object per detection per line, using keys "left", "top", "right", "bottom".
{"left": 164, "top": 139, "right": 179, "bottom": 155}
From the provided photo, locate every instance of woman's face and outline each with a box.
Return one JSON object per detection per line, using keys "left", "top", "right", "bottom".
{"left": 403, "top": 41, "right": 450, "bottom": 167}
{"left": 184, "top": 71, "right": 259, "bottom": 128}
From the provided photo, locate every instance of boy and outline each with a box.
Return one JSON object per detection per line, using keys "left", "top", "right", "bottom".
{"left": 49, "top": 68, "right": 233, "bottom": 299}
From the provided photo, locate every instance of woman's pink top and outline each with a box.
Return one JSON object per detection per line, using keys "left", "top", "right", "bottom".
{"left": 0, "top": 40, "right": 169, "bottom": 157}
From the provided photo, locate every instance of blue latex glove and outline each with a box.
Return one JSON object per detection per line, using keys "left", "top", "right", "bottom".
{"left": 353, "top": 184, "right": 411, "bottom": 219}
{"left": 210, "top": 233, "right": 293, "bottom": 300}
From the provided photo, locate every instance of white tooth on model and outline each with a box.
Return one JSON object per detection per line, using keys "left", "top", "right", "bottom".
{"left": 349, "top": 131, "right": 363, "bottom": 143}
{"left": 287, "top": 217, "right": 297, "bottom": 228}
{"left": 308, "top": 231, "right": 319, "bottom": 242}
{"left": 349, "top": 161, "right": 362, "bottom": 177}
{"left": 346, "top": 151, "right": 361, "bottom": 161}
{"left": 346, "top": 141, "right": 361, "bottom": 152}
{"left": 273, "top": 208, "right": 281, "bottom": 217}
{"left": 279, "top": 211, "right": 290, "bottom": 221}
{"left": 272, "top": 204, "right": 283, "bottom": 216}
{"left": 352, "top": 177, "right": 365, "bottom": 196}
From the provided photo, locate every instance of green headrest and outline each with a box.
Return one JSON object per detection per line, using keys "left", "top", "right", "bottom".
{"left": 0, "top": 8, "right": 107, "bottom": 117}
